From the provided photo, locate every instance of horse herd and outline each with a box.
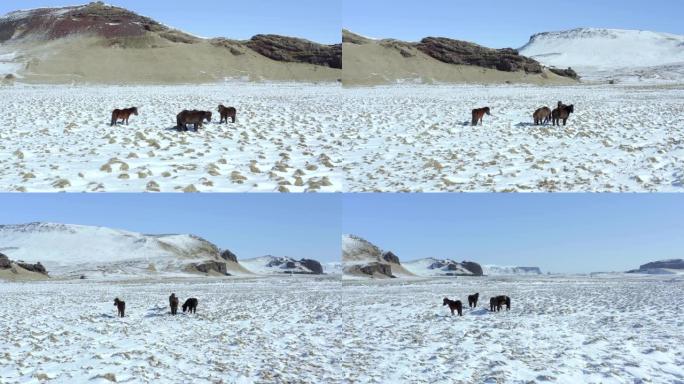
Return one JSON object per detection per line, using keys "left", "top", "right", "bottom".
{"left": 112, "top": 294, "right": 198, "bottom": 318}
{"left": 472, "top": 101, "right": 575, "bottom": 126}
{"left": 442, "top": 293, "right": 511, "bottom": 316}
{"left": 110, "top": 104, "right": 237, "bottom": 131}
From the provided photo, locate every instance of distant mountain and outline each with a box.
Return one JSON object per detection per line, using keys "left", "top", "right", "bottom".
{"left": 240, "top": 255, "right": 324, "bottom": 275}
{"left": 342, "top": 28, "right": 576, "bottom": 85}
{"left": 519, "top": 28, "right": 684, "bottom": 83}
{"left": 0, "top": 2, "right": 340, "bottom": 83}
{"left": 0, "top": 222, "right": 252, "bottom": 278}
{"left": 483, "top": 265, "right": 543, "bottom": 276}
{"left": 341, "top": 234, "right": 415, "bottom": 278}
{"left": 627, "top": 259, "right": 684, "bottom": 275}
{"left": 403, "top": 258, "right": 483, "bottom": 277}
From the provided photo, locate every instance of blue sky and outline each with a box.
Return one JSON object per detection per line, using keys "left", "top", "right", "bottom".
{"left": 0, "top": 194, "right": 341, "bottom": 262}
{"left": 343, "top": 0, "right": 684, "bottom": 48}
{"left": 0, "top": 0, "right": 340, "bottom": 43}
{"left": 342, "top": 194, "right": 684, "bottom": 274}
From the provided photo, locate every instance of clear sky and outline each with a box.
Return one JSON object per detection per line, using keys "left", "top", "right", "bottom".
{"left": 0, "top": 194, "right": 341, "bottom": 262}
{"left": 0, "top": 0, "right": 340, "bottom": 43}
{"left": 342, "top": 194, "right": 684, "bottom": 274}
{"left": 343, "top": 0, "right": 684, "bottom": 48}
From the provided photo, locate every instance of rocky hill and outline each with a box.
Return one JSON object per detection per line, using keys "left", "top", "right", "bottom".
{"left": 0, "top": 222, "right": 252, "bottom": 279}
{"left": 0, "top": 2, "right": 340, "bottom": 83}
{"left": 627, "top": 259, "right": 684, "bottom": 274}
{"left": 403, "top": 258, "right": 483, "bottom": 277}
{"left": 342, "top": 29, "right": 576, "bottom": 85}
{"left": 240, "top": 255, "right": 324, "bottom": 275}
{"left": 342, "top": 234, "right": 416, "bottom": 278}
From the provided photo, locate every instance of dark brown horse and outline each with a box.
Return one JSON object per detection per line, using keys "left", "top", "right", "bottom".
{"left": 489, "top": 295, "right": 510, "bottom": 312}
{"left": 169, "top": 293, "right": 179, "bottom": 315}
{"left": 471, "top": 107, "right": 491, "bottom": 126}
{"left": 443, "top": 297, "right": 463, "bottom": 316}
{"left": 533, "top": 106, "right": 552, "bottom": 125}
{"left": 551, "top": 104, "right": 574, "bottom": 126}
{"left": 111, "top": 107, "right": 138, "bottom": 126}
{"left": 113, "top": 298, "right": 126, "bottom": 317}
{"left": 176, "top": 110, "right": 212, "bottom": 131}
{"left": 218, "top": 104, "right": 237, "bottom": 124}
{"left": 468, "top": 293, "right": 479, "bottom": 308}
{"left": 182, "top": 298, "right": 198, "bottom": 314}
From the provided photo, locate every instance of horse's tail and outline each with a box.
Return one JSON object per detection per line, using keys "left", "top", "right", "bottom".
{"left": 110, "top": 111, "right": 117, "bottom": 126}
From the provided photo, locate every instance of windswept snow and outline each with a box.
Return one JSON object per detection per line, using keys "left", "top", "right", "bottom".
{"left": 341, "top": 275, "right": 684, "bottom": 383}
{"left": 519, "top": 28, "right": 684, "bottom": 83}
{"left": 0, "top": 83, "right": 342, "bottom": 192}
{"left": 340, "top": 84, "right": 684, "bottom": 192}
{"left": 0, "top": 277, "right": 341, "bottom": 383}
{"left": 483, "top": 265, "right": 543, "bottom": 275}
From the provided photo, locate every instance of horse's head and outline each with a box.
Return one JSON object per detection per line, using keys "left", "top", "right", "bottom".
{"left": 132, "top": 107, "right": 139, "bottom": 116}
{"left": 113, "top": 298, "right": 120, "bottom": 306}
{"left": 442, "top": 297, "right": 450, "bottom": 306}
{"left": 217, "top": 104, "right": 223, "bottom": 112}
{"left": 566, "top": 104, "right": 574, "bottom": 113}
{"left": 205, "top": 111, "right": 212, "bottom": 122}
{"left": 485, "top": 107, "right": 491, "bottom": 115}
{"left": 182, "top": 304, "right": 187, "bottom": 312}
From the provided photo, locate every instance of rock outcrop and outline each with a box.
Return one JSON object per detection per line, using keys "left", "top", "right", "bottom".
{"left": 0, "top": 253, "right": 11, "bottom": 269}
{"left": 0, "top": 252, "right": 48, "bottom": 275}
{"left": 461, "top": 261, "right": 484, "bottom": 276}
{"left": 220, "top": 249, "right": 238, "bottom": 263}
{"left": 245, "top": 34, "right": 342, "bottom": 69}
{"left": 299, "top": 258, "right": 323, "bottom": 274}
{"left": 382, "top": 251, "right": 400, "bottom": 264}
{"left": 627, "top": 259, "right": 684, "bottom": 274}
{"left": 416, "top": 37, "right": 543, "bottom": 73}
{"left": 191, "top": 261, "right": 229, "bottom": 275}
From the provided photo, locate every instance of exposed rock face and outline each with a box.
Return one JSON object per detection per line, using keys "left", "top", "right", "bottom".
{"left": 220, "top": 249, "right": 238, "bottom": 263}
{"left": 628, "top": 259, "right": 684, "bottom": 273}
{"left": 382, "top": 251, "right": 400, "bottom": 264}
{"left": 300, "top": 259, "right": 323, "bottom": 274}
{"left": 416, "top": 37, "right": 543, "bottom": 74}
{"left": 0, "top": 253, "right": 11, "bottom": 269}
{"left": 460, "top": 261, "right": 484, "bottom": 276}
{"left": 245, "top": 34, "right": 342, "bottom": 69}
{"left": 16, "top": 261, "right": 47, "bottom": 275}
{"left": 343, "top": 262, "right": 395, "bottom": 278}
{"left": 0, "top": 2, "right": 197, "bottom": 43}
{"left": 549, "top": 67, "right": 579, "bottom": 80}
{"left": 192, "top": 261, "right": 228, "bottom": 275}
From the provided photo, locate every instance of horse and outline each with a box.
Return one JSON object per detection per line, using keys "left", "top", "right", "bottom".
{"left": 169, "top": 293, "right": 179, "bottom": 315}
{"left": 471, "top": 107, "right": 491, "bottom": 126}
{"left": 218, "top": 104, "right": 237, "bottom": 124}
{"left": 551, "top": 104, "right": 574, "bottom": 126}
{"left": 468, "top": 293, "right": 479, "bottom": 308}
{"left": 489, "top": 295, "right": 511, "bottom": 312}
{"left": 176, "top": 110, "right": 212, "bottom": 131}
{"left": 443, "top": 297, "right": 463, "bottom": 316}
{"left": 182, "top": 298, "right": 198, "bottom": 314}
{"left": 110, "top": 107, "right": 138, "bottom": 126}
{"left": 113, "top": 298, "right": 126, "bottom": 317}
{"left": 533, "top": 106, "right": 551, "bottom": 125}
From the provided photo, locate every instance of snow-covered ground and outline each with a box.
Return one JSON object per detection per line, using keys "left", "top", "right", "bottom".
{"left": 0, "top": 83, "right": 342, "bottom": 192}
{"left": 341, "top": 275, "right": 684, "bottom": 383}
{"left": 341, "top": 84, "right": 684, "bottom": 191}
{"left": 0, "top": 276, "right": 341, "bottom": 383}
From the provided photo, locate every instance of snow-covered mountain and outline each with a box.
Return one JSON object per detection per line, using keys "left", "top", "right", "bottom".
{"left": 342, "top": 234, "right": 415, "bottom": 278}
{"left": 483, "top": 265, "right": 543, "bottom": 276}
{"left": 239, "top": 255, "right": 324, "bottom": 275}
{"left": 403, "top": 258, "right": 483, "bottom": 277}
{"left": 0, "top": 222, "right": 252, "bottom": 278}
{"left": 519, "top": 28, "right": 684, "bottom": 83}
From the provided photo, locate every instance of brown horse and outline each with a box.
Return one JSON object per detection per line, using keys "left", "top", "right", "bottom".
{"left": 489, "top": 295, "right": 510, "bottom": 312}
{"left": 113, "top": 298, "right": 126, "bottom": 317}
{"left": 176, "top": 110, "right": 212, "bottom": 131}
{"left": 468, "top": 292, "right": 479, "bottom": 308}
{"left": 169, "top": 293, "right": 179, "bottom": 315}
{"left": 533, "top": 106, "right": 552, "bottom": 125}
{"left": 443, "top": 297, "right": 463, "bottom": 316}
{"left": 110, "top": 107, "right": 138, "bottom": 126}
{"left": 471, "top": 107, "right": 491, "bottom": 126}
{"left": 551, "top": 104, "right": 574, "bottom": 126}
{"left": 182, "top": 298, "right": 198, "bottom": 314}
{"left": 218, "top": 104, "right": 237, "bottom": 124}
